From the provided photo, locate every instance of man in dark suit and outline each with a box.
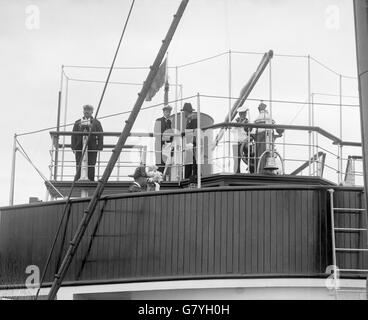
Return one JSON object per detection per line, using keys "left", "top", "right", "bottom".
{"left": 71, "top": 104, "right": 103, "bottom": 181}
{"left": 233, "top": 108, "right": 255, "bottom": 174}
{"left": 182, "top": 102, "right": 198, "bottom": 181}
{"left": 154, "top": 105, "right": 173, "bottom": 174}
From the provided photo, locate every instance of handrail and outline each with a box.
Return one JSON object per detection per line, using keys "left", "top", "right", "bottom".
{"left": 290, "top": 151, "right": 326, "bottom": 176}
{"left": 49, "top": 131, "right": 154, "bottom": 137}
{"left": 49, "top": 123, "right": 362, "bottom": 148}
{"left": 202, "top": 122, "right": 362, "bottom": 147}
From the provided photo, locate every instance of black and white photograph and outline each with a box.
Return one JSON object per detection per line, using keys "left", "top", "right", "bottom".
{"left": 0, "top": 0, "right": 367, "bottom": 303}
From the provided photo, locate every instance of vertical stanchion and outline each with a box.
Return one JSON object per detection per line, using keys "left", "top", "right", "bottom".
{"left": 60, "top": 76, "right": 69, "bottom": 180}
{"left": 47, "top": 136, "right": 54, "bottom": 201}
{"left": 197, "top": 93, "right": 201, "bottom": 188}
{"left": 339, "top": 75, "right": 343, "bottom": 184}
{"left": 228, "top": 50, "right": 232, "bottom": 172}
{"left": 307, "top": 55, "right": 312, "bottom": 176}
{"left": 54, "top": 90, "right": 62, "bottom": 181}
{"left": 269, "top": 59, "right": 274, "bottom": 157}
{"left": 175, "top": 66, "right": 179, "bottom": 129}
{"left": 9, "top": 134, "right": 17, "bottom": 206}
{"left": 311, "top": 93, "right": 316, "bottom": 175}
{"left": 97, "top": 151, "right": 101, "bottom": 180}
{"left": 282, "top": 131, "right": 286, "bottom": 171}
{"left": 311, "top": 93, "right": 315, "bottom": 175}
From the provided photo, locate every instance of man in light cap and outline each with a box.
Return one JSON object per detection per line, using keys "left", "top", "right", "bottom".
{"left": 71, "top": 104, "right": 104, "bottom": 181}
{"left": 154, "top": 105, "right": 173, "bottom": 175}
{"left": 233, "top": 108, "right": 255, "bottom": 173}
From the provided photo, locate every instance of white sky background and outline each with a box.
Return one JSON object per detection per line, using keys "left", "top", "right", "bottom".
{"left": 0, "top": 0, "right": 361, "bottom": 206}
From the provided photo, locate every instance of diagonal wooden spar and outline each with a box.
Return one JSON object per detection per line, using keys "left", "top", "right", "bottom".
{"left": 213, "top": 50, "right": 273, "bottom": 150}
{"left": 46, "top": 0, "right": 190, "bottom": 300}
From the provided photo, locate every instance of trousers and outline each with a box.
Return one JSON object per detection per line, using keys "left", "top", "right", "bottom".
{"left": 74, "top": 151, "right": 98, "bottom": 181}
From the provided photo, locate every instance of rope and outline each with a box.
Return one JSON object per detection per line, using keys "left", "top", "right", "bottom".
{"left": 17, "top": 94, "right": 197, "bottom": 137}
{"left": 177, "top": 51, "right": 229, "bottom": 68}
{"left": 232, "top": 50, "right": 308, "bottom": 58}
{"left": 288, "top": 99, "right": 308, "bottom": 125}
{"left": 64, "top": 65, "right": 148, "bottom": 70}
{"left": 35, "top": 0, "right": 136, "bottom": 299}
{"left": 199, "top": 94, "right": 360, "bottom": 108}
{"left": 310, "top": 56, "right": 357, "bottom": 79}
{"left": 62, "top": 51, "right": 355, "bottom": 79}
{"left": 15, "top": 140, "right": 64, "bottom": 198}
{"left": 68, "top": 77, "right": 182, "bottom": 87}
{"left": 16, "top": 92, "right": 359, "bottom": 138}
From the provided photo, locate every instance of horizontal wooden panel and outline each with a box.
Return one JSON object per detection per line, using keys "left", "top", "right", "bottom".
{"left": 0, "top": 186, "right": 365, "bottom": 287}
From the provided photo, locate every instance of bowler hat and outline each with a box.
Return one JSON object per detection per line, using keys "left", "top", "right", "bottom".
{"left": 181, "top": 102, "right": 194, "bottom": 112}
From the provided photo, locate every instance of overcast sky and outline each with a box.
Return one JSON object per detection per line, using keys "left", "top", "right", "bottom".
{"left": 0, "top": 0, "right": 361, "bottom": 206}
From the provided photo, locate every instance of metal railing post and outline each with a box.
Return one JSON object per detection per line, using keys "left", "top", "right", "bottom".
{"left": 61, "top": 75, "right": 69, "bottom": 180}
{"left": 228, "top": 50, "right": 232, "bottom": 172}
{"left": 339, "top": 75, "right": 343, "bottom": 184}
{"left": 197, "top": 93, "right": 202, "bottom": 188}
{"left": 307, "top": 55, "right": 312, "bottom": 176}
{"left": 269, "top": 59, "right": 274, "bottom": 158}
{"left": 9, "top": 134, "right": 17, "bottom": 206}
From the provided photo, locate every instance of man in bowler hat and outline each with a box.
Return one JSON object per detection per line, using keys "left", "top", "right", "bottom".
{"left": 181, "top": 102, "right": 198, "bottom": 181}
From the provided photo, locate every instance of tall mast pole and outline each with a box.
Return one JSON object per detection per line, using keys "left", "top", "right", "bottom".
{"left": 47, "top": 0, "right": 189, "bottom": 300}
{"left": 164, "top": 53, "right": 169, "bottom": 106}
{"left": 353, "top": 0, "right": 368, "bottom": 299}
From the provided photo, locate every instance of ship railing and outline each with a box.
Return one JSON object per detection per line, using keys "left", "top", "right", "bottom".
{"left": 49, "top": 131, "right": 185, "bottom": 182}
{"left": 203, "top": 122, "right": 363, "bottom": 186}
{"left": 49, "top": 122, "right": 363, "bottom": 186}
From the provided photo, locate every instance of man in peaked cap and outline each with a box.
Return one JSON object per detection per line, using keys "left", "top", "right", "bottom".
{"left": 154, "top": 105, "right": 173, "bottom": 176}
{"left": 233, "top": 107, "right": 255, "bottom": 173}
{"left": 71, "top": 104, "right": 104, "bottom": 181}
{"left": 181, "top": 102, "right": 198, "bottom": 181}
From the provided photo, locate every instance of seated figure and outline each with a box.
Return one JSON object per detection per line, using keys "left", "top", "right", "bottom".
{"left": 146, "top": 165, "right": 163, "bottom": 191}
{"left": 128, "top": 165, "right": 163, "bottom": 192}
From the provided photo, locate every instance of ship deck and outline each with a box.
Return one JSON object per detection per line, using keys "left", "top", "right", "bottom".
{"left": 1, "top": 175, "right": 367, "bottom": 292}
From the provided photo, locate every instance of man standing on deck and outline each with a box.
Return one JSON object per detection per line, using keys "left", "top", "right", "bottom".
{"left": 233, "top": 108, "right": 255, "bottom": 174}
{"left": 182, "top": 102, "right": 198, "bottom": 181}
{"left": 71, "top": 104, "right": 103, "bottom": 181}
{"left": 154, "top": 105, "right": 173, "bottom": 176}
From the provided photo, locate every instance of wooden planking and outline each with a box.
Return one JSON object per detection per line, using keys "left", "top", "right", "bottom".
{"left": 171, "top": 194, "right": 179, "bottom": 275}
{"left": 165, "top": 194, "right": 173, "bottom": 275}
{"left": 214, "top": 192, "right": 221, "bottom": 274}
{"left": 177, "top": 193, "right": 185, "bottom": 275}
{"left": 241, "top": 190, "right": 249, "bottom": 274}
{"left": 251, "top": 191, "right": 258, "bottom": 273}
{"left": 270, "top": 190, "right": 277, "bottom": 273}
{"left": 232, "top": 191, "right": 240, "bottom": 274}
{"left": 264, "top": 190, "right": 271, "bottom": 273}
{"left": 226, "top": 191, "right": 233, "bottom": 273}
{"left": 207, "top": 191, "right": 215, "bottom": 275}
{"left": 220, "top": 192, "right": 227, "bottom": 273}
{"left": 1, "top": 187, "right": 357, "bottom": 286}
{"left": 194, "top": 192, "right": 202, "bottom": 274}
{"left": 201, "top": 191, "right": 209, "bottom": 275}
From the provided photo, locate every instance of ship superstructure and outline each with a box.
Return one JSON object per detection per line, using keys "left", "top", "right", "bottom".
{"left": 1, "top": 0, "right": 368, "bottom": 300}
